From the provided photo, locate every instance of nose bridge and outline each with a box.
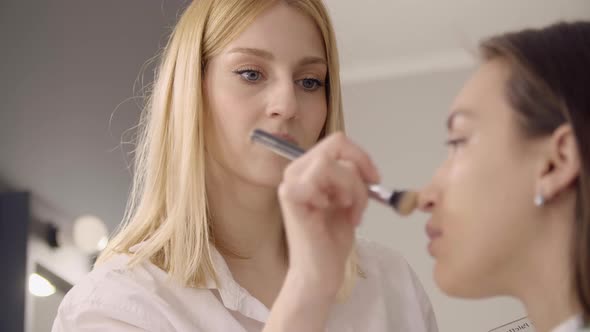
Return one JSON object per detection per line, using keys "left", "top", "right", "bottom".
{"left": 418, "top": 162, "right": 447, "bottom": 211}
{"left": 267, "top": 74, "right": 297, "bottom": 118}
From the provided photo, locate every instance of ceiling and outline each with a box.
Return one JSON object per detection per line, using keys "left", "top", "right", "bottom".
{"left": 324, "top": 0, "right": 590, "bottom": 82}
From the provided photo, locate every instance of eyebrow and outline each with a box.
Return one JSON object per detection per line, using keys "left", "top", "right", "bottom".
{"left": 228, "top": 47, "right": 274, "bottom": 60}
{"left": 446, "top": 109, "right": 475, "bottom": 130}
{"left": 298, "top": 56, "right": 327, "bottom": 66}
{"left": 227, "top": 47, "right": 327, "bottom": 66}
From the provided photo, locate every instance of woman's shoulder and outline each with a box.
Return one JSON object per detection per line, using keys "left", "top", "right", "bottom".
{"left": 53, "top": 254, "right": 172, "bottom": 330}
{"left": 353, "top": 237, "right": 439, "bottom": 331}
{"left": 65, "top": 254, "right": 163, "bottom": 303}
{"left": 355, "top": 237, "right": 433, "bottom": 303}
{"left": 356, "top": 237, "right": 413, "bottom": 277}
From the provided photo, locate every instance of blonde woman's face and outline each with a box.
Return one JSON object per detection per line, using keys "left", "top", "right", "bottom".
{"left": 418, "top": 60, "right": 544, "bottom": 298}
{"left": 204, "top": 2, "right": 328, "bottom": 187}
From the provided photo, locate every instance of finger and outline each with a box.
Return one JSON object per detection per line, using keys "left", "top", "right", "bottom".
{"left": 280, "top": 158, "right": 331, "bottom": 210}
{"left": 282, "top": 156, "right": 360, "bottom": 210}
{"left": 337, "top": 160, "right": 369, "bottom": 225}
{"left": 312, "top": 132, "right": 381, "bottom": 184}
{"left": 307, "top": 156, "right": 372, "bottom": 209}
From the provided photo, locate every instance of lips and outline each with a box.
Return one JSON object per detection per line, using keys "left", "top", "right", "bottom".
{"left": 426, "top": 222, "right": 443, "bottom": 256}
{"left": 425, "top": 223, "right": 443, "bottom": 241}
{"left": 270, "top": 132, "right": 298, "bottom": 146}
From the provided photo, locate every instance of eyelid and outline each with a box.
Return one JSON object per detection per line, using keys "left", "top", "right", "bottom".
{"left": 233, "top": 67, "right": 266, "bottom": 83}
{"left": 298, "top": 75, "right": 324, "bottom": 83}
{"left": 445, "top": 138, "right": 466, "bottom": 144}
{"left": 234, "top": 66, "right": 262, "bottom": 73}
{"left": 297, "top": 77, "right": 325, "bottom": 90}
{"left": 444, "top": 138, "right": 468, "bottom": 150}
{"left": 296, "top": 69, "right": 325, "bottom": 79}
{"left": 233, "top": 63, "right": 265, "bottom": 73}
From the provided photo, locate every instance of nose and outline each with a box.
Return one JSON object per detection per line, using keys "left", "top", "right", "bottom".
{"left": 417, "top": 162, "right": 447, "bottom": 213}
{"left": 417, "top": 182, "right": 438, "bottom": 213}
{"left": 266, "top": 80, "right": 298, "bottom": 119}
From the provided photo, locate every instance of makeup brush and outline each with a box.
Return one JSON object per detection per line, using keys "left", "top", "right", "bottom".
{"left": 250, "top": 128, "right": 418, "bottom": 216}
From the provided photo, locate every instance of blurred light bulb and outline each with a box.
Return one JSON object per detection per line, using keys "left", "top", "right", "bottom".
{"left": 97, "top": 236, "right": 108, "bottom": 251}
{"left": 73, "top": 215, "right": 108, "bottom": 254}
{"left": 29, "top": 273, "right": 56, "bottom": 297}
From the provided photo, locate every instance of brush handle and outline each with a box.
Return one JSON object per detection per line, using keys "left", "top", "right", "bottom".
{"left": 251, "top": 129, "right": 305, "bottom": 159}
{"left": 251, "top": 129, "right": 408, "bottom": 212}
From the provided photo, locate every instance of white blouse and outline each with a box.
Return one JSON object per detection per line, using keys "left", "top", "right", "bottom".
{"left": 551, "top": 315, "right": 586, "bottom": 332}
{"left": 52, "top": 238, "right": 438, "bottom": 332}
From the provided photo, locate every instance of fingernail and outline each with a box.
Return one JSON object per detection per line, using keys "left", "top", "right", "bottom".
{"left": 374, "top": 169, "right": 381, "bottom": 183}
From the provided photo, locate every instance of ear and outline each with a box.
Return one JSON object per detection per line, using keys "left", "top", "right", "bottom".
{"left": 537, "top": 124, "right": 580, "bottom": 202}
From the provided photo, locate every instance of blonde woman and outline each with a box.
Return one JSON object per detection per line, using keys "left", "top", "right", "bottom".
{"left": 52, "top": 1, "right": 437, "bottom": 331}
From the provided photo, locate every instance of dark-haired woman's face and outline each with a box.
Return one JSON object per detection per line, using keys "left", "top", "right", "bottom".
{"left": 419, "top": 59, "right": 546, "bottom": 298}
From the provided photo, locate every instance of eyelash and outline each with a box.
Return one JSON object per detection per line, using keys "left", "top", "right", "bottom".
{"left": 233, "top": 68, "right": 325, "bottom": 91}
{"left": 445, "top": 138, "right": 467, "bottom": 148}
{"left": 297, "top": 77, "right": 324, "bottom": 91}
{"left": 234, "top": 68, "right": 264, "bottom": 83}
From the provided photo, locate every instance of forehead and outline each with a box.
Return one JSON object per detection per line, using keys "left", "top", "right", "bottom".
{"left": 221, "top": 3, "right": 326, "bottom": 59}
{"left": 454, "top": 60, "right": 511, "bottom": 108}
{"left": 449, "top": 59, "right": 515, "bottom": 125}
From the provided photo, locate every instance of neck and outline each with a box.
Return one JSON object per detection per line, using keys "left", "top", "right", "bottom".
{"left": 206, "top": 159, "right": 288, "bottom": 308}
{"left": 206, "top": 158, "right": 287, "bottom": 264}
{"left": 510, "top": 205, "right": 582, "bottom": 332}
{"left": 519, "top": 271, "right": 581, "bottom": 332}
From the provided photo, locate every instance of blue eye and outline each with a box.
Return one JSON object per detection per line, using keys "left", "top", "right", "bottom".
{"left": 297, "top": 78, "right": 324, "bottom": 91}
{"left": 235, "top": 69, "right": 262, "bottom": 82}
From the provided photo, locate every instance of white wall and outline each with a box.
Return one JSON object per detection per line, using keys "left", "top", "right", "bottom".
{"left": 25, "top": 238, "right": 90, "bottom": 332}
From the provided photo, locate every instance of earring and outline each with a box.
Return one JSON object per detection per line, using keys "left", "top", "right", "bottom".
{"left": 534, "top": 192, "right": 545, "bottom": 207}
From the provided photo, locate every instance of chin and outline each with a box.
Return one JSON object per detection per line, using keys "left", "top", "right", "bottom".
{"left": 258, "top": 172, "right": 283, "bottom": 187}
{"left": 238, "top": 156, "right": 289, "bottom": 186}
{"left": 434, "top": 262, "right": 492, "bottom": 299}
{"left": 244, "top": 166, "right": 285, "bottom": 188}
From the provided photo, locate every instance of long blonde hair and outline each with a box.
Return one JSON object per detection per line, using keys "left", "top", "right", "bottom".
{"left": 98, "top": 0, "right": 357, "bottom": 294}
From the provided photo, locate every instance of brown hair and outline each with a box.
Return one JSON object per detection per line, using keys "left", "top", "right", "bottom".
{"left": 480, "top": 21, "right": 590, "bottom": 323}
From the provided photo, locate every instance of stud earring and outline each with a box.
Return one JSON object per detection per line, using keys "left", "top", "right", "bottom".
{"left": 534, "top": 192, "right": 545, "bottom": 207}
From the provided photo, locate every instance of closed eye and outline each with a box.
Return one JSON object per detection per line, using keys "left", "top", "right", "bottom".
{"left": 445, "top": 138, "right": 467, "bottom": 149}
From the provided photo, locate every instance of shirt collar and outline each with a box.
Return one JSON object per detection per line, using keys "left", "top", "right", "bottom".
{"left": 552, "top": 315, "right": 584, "bottom": 332}
{"left": 195, "top": 245, "right": 271, "bottom": 323}
{"left": 128, "top": 241, "right": 270, "bottom": 322}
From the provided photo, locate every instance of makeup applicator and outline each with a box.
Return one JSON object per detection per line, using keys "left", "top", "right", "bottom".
{"left": 250, "top": 128, "right": 418, "bottom": 216}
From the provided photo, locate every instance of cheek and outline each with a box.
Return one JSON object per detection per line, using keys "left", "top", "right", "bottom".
{"left": 437, "top": 145, "right": 536, "bottom": 295}
{"left": 446, "top": 138, "right": 534, "bottom": 235}
{"left": 208, "top": 81, "right": 264, "bottom": 133}
{"left": 297, "top": 92, "right": 328, "bottom": 139}
{"left": 204, "top": 80, "right": 266, "bottom": 170}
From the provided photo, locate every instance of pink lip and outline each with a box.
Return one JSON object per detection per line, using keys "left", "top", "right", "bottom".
{"left": 425, "top": 223, "right": 443, "bottom": 240}
{"left": 271, "top": 132, "right": 298, "bottom": 146}
{"left": 425, "top": 222, "right": 443, "bottom": 256}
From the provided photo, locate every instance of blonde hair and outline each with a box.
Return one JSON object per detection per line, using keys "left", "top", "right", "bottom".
{"left": 98, "top": 0, "right": 358, "bottom": 295}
